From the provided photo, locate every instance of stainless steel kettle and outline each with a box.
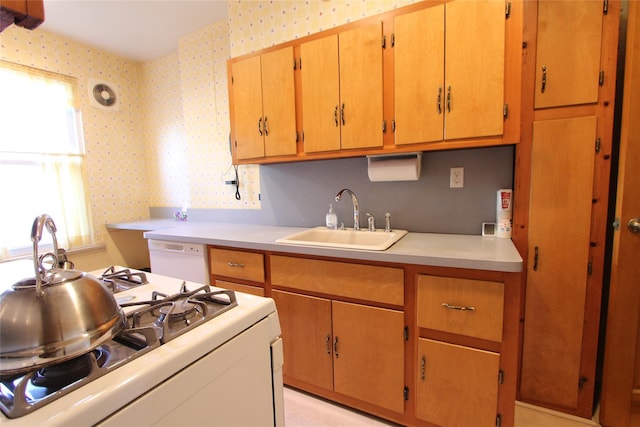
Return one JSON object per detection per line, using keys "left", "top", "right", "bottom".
{"left": 0, "top": 214, "right": 125, "bottom": 375}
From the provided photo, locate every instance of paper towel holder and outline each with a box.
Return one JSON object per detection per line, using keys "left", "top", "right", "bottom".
{"left": 367, "top": 152, "right": 422, "bottom": 182}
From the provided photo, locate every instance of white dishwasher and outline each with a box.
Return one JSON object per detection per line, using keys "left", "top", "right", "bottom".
{"left": 147, "top": 239, "right": 209, "bottom": 284}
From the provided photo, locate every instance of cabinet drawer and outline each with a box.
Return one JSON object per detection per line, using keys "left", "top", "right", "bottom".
{"left": 270, "top": 255, "right": 403, "bottom": 305}
{"left": 214, "top": 280, "right": 265, "bottom": 297}
{"left": 209, "top": 248, "right": 265, "bottom": 283}
{"left": 417, "top": 275, "right": 504, "bottom": 342}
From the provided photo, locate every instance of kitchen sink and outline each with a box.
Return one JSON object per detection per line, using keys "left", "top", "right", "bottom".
{"left": 276, "top": 227, "right": 408, "bottom": 251}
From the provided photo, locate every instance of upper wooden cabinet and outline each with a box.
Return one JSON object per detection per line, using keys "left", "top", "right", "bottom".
{"left": 534, "top": 0, "right": 604, "bottom": 109}
{"left": 394, "top": 1, "right": 505, "bottom": 145}
{"left": 300, "top": 23, "right": 384, "bottom": 153}
{"left": 227, "top": 0, "right": 521, "bottom": 164}
{"left": 230, "top": 47, "right": 297, "bottom": 160}
{"left": 0, "top": 0, "right": 44, "bottom": 32}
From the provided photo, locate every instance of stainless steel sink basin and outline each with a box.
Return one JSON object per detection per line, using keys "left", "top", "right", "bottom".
{"left": 276, "top": 227, "right": 408, "bottom": 251}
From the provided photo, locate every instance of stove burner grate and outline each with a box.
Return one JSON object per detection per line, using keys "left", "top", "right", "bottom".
{"left": 120, "top": 282, "right": 237, "bottom": 344}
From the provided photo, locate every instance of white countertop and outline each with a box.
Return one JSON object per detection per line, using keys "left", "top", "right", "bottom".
{"left": 107, "top": 220, "right": 523, "bottom": 272}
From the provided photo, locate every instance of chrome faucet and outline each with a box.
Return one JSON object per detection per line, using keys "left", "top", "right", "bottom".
{"left": 335, "top": 188, "right": 360, "bottom": 231}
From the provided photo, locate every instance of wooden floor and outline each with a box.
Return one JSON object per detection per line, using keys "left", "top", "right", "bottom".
{"left": 283, "top": 387, "right": 604, "bottom": 427}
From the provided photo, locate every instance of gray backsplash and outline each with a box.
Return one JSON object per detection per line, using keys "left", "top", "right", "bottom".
{"left": 151, "top": 145, "right": 514, "bottom": 235}
{"left": 260, "top": 145, "right": 514, "bottom": 234}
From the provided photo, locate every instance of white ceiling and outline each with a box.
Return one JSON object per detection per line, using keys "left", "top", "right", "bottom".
{"left": 40, "top": 0, "right": 229, "bottom": 62}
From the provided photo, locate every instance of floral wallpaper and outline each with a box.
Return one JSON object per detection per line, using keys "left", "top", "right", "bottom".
{"left": 0, "top": 26, "right": 148, "bottom": 246}
{"left": 0, "top": 0, "right": 420, "bottom": 251}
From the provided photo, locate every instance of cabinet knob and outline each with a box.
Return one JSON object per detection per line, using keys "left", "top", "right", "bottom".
{"left": 628, "top": 217, "right": 640, "bottom": 234}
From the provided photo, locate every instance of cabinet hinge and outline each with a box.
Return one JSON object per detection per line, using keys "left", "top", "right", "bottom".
{"left": 403, "top": 386, "right": 409, "bottom": 401}
{"left": 382, "top": 35, "right": 387, "bottom": 49}
{"left": 503, "top": 103, "right": 509, "bottom": 118}
{"left": 498, "top": 370, "right": 504, "bottom": 384}
{"left": 599, "top": 70, "right": 605, "bottom": 86}
{"left": 403, "top": 326, "right": 408, "bottom": 341}
{"left": 587, "top": 262, "right": 593, "bottom": 276}
{"left": 579, "top": 376, "right": 588, "bottom": 390}
{"left": 613, "top": 218, "right": 621, "bottom": 230}
{"left": 505, "top": 2, "right": 511, "bottom": 18}
{"left": 595, "top": 137, "right": 601, "bottom": 153}
{"left": 603, "top": 0, "right": 609, "bottom": 15}
{"left": 496, "top": 414, "right": 502, "bottom": 427}
{"left": 391, "top": 33, "right": 395, "bottom": 47}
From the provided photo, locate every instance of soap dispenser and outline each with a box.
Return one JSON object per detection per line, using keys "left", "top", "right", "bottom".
{"left": 326, "top": 204, "right": 337, "bottom": 229}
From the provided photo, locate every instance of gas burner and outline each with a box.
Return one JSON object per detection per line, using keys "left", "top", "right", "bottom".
{"left": 156, "top": 299, "right": 201, "bottom": 326}
{"left": 0, "top": 334, "right": 157, "bottom": 419}
{"left": 31, "top": 349, "right": 108, "bottom": 390}
{"left": 101, "top": 266, "right": 148, "bottom": 293}
{"left": 119, "top": 282, "right": 237, "bottom": 344}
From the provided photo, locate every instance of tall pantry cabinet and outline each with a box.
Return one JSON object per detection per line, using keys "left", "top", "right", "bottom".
{"left": 514, "top": 0, "right": 620, "bottom": 419}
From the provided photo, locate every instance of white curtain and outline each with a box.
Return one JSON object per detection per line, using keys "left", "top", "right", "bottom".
{"left": 0, "top": 61, "right": 93, "bottom": 260}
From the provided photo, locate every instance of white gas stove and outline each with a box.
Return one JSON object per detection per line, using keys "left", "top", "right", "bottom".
{"left": 0, "top": 266, "right": 283, "bottom": 426}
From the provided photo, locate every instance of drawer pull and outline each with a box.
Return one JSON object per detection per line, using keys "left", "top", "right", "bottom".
{"left": 442, "top": 302, "right": 476, "bottom": 311}
{"left": 227, "top": 262, "right": 245, "bottom": 268}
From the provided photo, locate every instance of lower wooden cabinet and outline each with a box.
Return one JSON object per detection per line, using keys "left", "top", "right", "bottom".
{"left": 417, "top": 339, "right": 500, "bottom": 426}
{"left": 207, "top": 247, "right": 518, "bottom": 425}
{"left": 417, "top": 274, "right": 505, "bottom": 426}
{"left": 271, "top": 290, "right": 333, "bottom": 390}
{"left": 272, "top": 289, "right": 405, "bottom": 413}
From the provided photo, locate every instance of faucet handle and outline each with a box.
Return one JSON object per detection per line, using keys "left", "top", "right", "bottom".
{"left": 385, "top": 213, "right": 391, "bottom": 232}
{"left": 366, "top": 213, "right": 376, "bottom": 232}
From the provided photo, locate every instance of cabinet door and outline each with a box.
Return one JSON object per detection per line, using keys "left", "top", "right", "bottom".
{"left": 534, "top": 0, "right": 604, "bottom": 108}
{"left": 332, "top": 301, "right": 405, "bottom": 413}
{"left": 301, "top": 35, "right": 341, "bottom": 153}
{"left": 338, "top": 22, "right": 384, "bottom": 150}
{"left": 445, "top": 0, "right": 505, "bottom": 140}
{"left": 394, "top": 6, "right": 445, "bottom": 145}
{"left": 261, "top": 47, "right": 297, "bottom": 157}
{"left": 231, "top": 55, "right": 265, "bottom": 160}
{"left": 520, "top": 116, "right": 597, "bottom": 411}
{"left": 271, "top": 290, "right": 333, "bottom": 391}
{"left": 417, "top": 339, "right": 500, "bottom": 426}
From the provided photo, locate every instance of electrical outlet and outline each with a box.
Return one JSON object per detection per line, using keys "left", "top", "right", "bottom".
{"left": 450, "top": 167, "right": 464, "bottom": 188}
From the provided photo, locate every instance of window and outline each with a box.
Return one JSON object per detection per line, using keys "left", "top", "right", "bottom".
{"left": 0, "top": 61, "right": 93, "bottom": 261}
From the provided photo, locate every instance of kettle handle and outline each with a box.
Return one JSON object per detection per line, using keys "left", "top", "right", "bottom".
{"left": 30, "top": 214, "right": 59, "bottom": 297}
